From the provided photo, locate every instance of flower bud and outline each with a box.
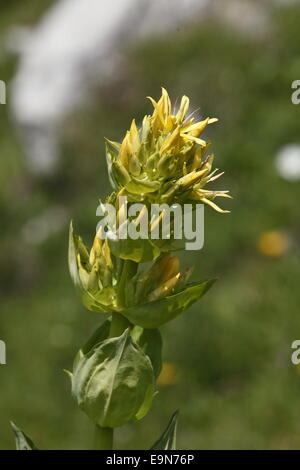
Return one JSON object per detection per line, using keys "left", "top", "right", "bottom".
{"left": 129, "top": 119, "right": 141, "bottom": 154}
{"left": 111, "top": 161, "right": 131, "bottom": 186}
{"left": 175, "top": 95, "right": 189, "bottom": 124}
{"left": 72, "top": 330, "right": 155, "bottom": 428}
{"left": 87, "top": 263, "right": 100, "bottom": 293}
{"left": 176, "top": 169, "right": 207, "bottom": 190}
{"left": 157, "top": 153, "right": 174, "bottom": 176}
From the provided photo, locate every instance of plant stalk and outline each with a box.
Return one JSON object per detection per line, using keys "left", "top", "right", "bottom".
{"left": 94, "top": 425, "right": 113, "bottom": 450}
{"left": 109, "top": 312, "right": 130, "bottom": 338}
{"left": 93, "top": 312, "right": 130, "bottom": 449}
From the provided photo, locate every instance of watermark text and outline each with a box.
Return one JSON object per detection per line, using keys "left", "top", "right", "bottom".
{"left": 96, "top": 197, "right": 204, "bottom": 250}
{"left": 0, "top": 80, "right": 6, "bottom": 104}
{"left": 0, "top": 340, "right": 6, "bottom": 365}
{"left": 291, "top": 80, "right": 300, "bottom": 105}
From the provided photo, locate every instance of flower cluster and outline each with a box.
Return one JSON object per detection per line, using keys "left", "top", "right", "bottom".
{"left": 69, "top": 219, "right": 211, "bottom": 328}
{"left": 107, "top": 88, "right": 230, "bottom": 212}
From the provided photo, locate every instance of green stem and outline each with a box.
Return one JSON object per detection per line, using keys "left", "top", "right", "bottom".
{"left": 94, "top": 425, "right": 113, "bottom": 450}
{"left": 109, "top": 312, "right": 130, "bottom": 338}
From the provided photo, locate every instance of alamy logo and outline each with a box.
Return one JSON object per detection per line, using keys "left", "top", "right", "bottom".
{"left": 0, "top": 340, "right": 6, "bottom": 365}
{"left": 0, "top": 80, "right": 6, "bottom": 104}
{"left": 96, "top": 197, "right": 204, "bottom": 250}
{"left": 291, "top": 80, "right": 300, "bottom": 105}
{"left": 291, "top": 340, "right": 300, "bottom": 365}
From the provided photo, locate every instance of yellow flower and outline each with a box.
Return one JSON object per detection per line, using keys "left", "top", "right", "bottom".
{"left": 257, "top": 230, "right": 290, "bottom": 258}
{"left": 157, "top": 362, "right": 181, "bottom": 387}
{"left": 134, "top": 253, "right": 184, "bottom": 304}
{"left": 106, "top": 88, "right": 230, "bottom": 213}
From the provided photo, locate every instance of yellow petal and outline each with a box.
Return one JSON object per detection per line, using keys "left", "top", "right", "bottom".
{"left": 150, "top": 209, "right": 166, "bottom": 233}
{"left": 160, "top": 126, "right": 181, "bottom": 154}
{"left": 119, "top": 132, "right": 131, "bottom": 168}
{"left": 129, "top": 119, "right": 141, "bottom": 154}
{"left": 182, "top": 117, "right": 218, "bottom": 137}
{"left": 201, "top": 197, "right": 230, "bottom": 213}
{"left": 181, "top": 133, "right": 207, "bottom": 147}
{"left": 103, "top": 239, "right": 113, "bottom": 269}
{"left": 141, "top": 115, "right": 151, "bottom": 140}
{"left": 148, "top": 273, "right": 180, "bottom": 301}
{"left": 176, "top": 95, "right": 190, "bottom": 123}
{"left": 182, "top": 117, "right": 209, "bottom": 136}
{"left": 161, "top": 87, "right": 171, "bottom": 117}
{"left": 191, "top": 147, "right": 202, "bottom": 171}
{"left": 159, "top": 255, "right": 180, "bottom": 284}
{"left": 177, "top": 169, "right": 207, "bottom": 189}
{"left": 147, "top": 96, "right": 157, "bottom": 109}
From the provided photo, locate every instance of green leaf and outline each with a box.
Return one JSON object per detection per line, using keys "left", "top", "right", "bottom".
{"left": 81, "top": 287, "right": 117, "bottom": 313}
{"left": 134, "top": 383, "right": 156, "bottom": 421}
{"left": 106, "top": 144, "right": 121, "bottom": 191}
{"left": 123, "top": 279, "right": 216, "bottom": 328}
{"left": 68, "top": 221, "right": 81, "bottom": 287}
{"left": 131, "top": 326, "right": 162, "bottom": 378}
{"left": 75, "top": 320, "right": 162, "bottom": 378}
{"left": 72, "top": 329, "right": 155, "bottom": 428}
{"left": 150, "top": 411, "right": 178, "bottom": 450}
{"left": 10, "top": 422, "right": 39, "bottom": 450}
{"left": 68, "top": 221, "right": 91, "bottom": 288}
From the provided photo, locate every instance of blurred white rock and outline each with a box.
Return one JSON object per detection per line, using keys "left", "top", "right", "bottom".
{"left": 275, "top": 144, "right": 300, "bottom": 182}
{"left": 7, "top": 0, "right": 278, "bottom": 174}
{"left": 22, "top": 205, "right": 68, "bottom": 245}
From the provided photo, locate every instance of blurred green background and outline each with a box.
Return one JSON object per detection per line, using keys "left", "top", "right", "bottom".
{"left": 1, "top": 0, "right": 300, "bottom": 450}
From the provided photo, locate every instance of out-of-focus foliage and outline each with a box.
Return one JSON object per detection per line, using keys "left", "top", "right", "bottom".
{"left": 1, "top": 2, "right": 300, "bottom": 449}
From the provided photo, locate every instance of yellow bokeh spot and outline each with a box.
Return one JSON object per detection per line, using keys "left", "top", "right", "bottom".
{"left": 157, "top": 362, "right": 181, "bottom": 387}
{"left": 257, "top": 230, "right": 289, "bottom": 258}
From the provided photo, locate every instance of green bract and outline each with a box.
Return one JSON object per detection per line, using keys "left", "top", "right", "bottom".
{"left": 123, "top": 279, "right": 216, "bottom": 328}
{"left": 150, "top": 411, "right": 178, "bottom": 450}
{"left": 131, "top": 326, "right": 162, "bottom": 378}
{"left": 72, "top": 329, "right": 155, "bottom": 428}
{"left": 11, "top": 422, "right": 39, "bottom": 451}
{"left": 73, "top": 319, "right": 162, "bottom": 379}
